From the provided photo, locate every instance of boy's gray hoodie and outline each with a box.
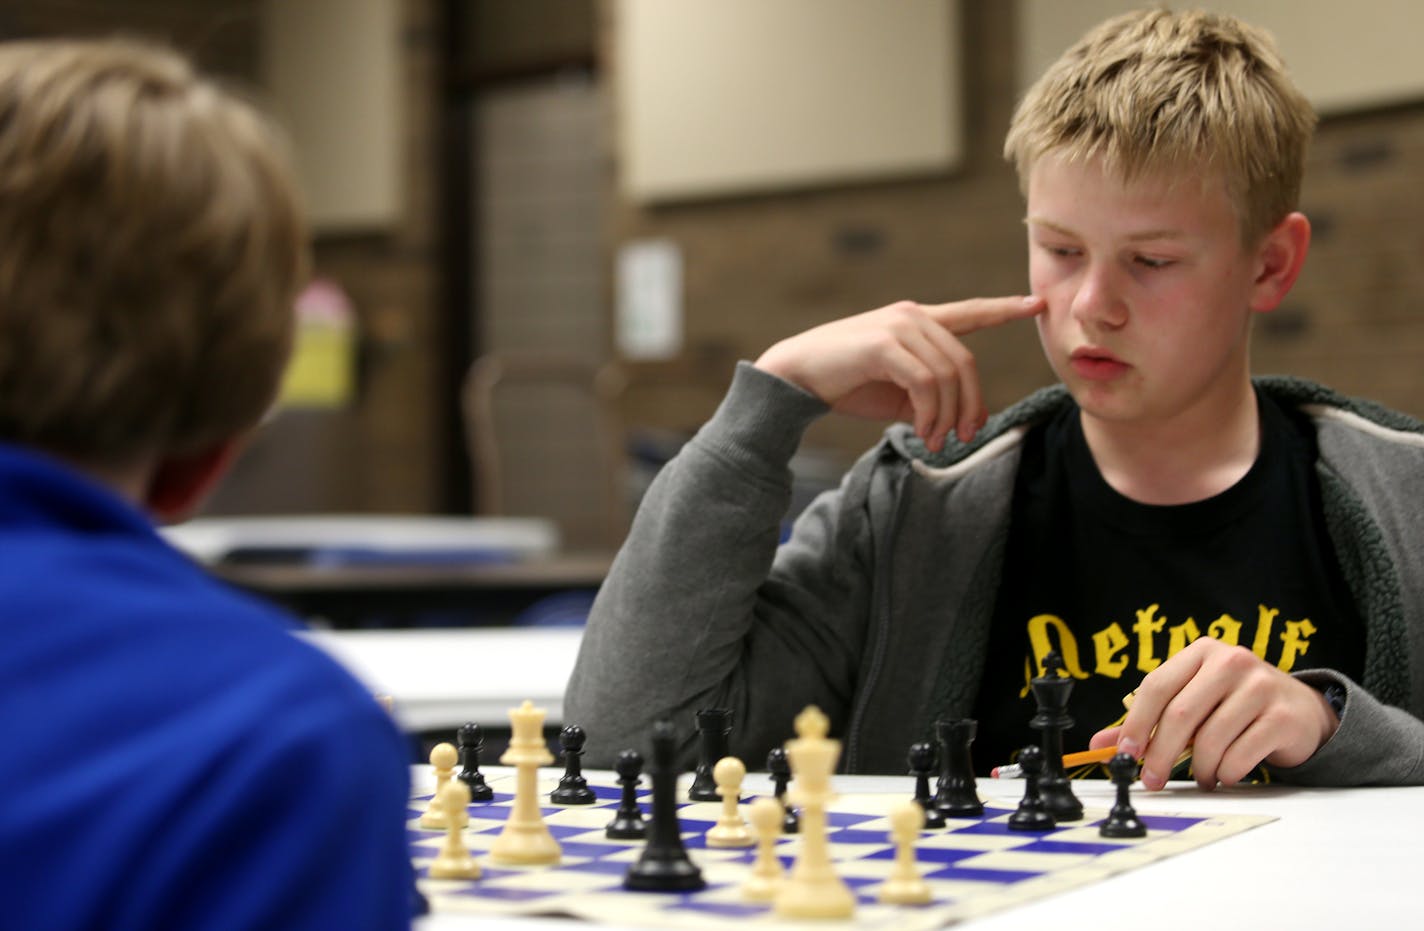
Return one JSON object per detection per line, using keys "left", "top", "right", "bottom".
{"left": 566, "top": 363, "right": 1424, "bottom": 785}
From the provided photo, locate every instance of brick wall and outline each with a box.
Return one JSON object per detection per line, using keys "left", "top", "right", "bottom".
{"left": 1265, "top": 109, "right": 1424, "bottom": 407}
{"left": 11, "top": 2, "right": 1424, "bottom": 514}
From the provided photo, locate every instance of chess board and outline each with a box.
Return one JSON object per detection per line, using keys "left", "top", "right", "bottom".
{"left": 410, "top": 773, "right": 1272, "bottom": 930}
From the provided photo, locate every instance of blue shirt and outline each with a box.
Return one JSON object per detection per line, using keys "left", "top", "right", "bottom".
{"left": 0, "top": 444, "right": 413, "bottom": 930}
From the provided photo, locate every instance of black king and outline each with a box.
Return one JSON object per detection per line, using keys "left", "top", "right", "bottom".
{"left": 1029, "top": 650, "right": 1084, "bottom": 821}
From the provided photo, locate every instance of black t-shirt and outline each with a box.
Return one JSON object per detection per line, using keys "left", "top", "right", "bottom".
{"left": 970, "top": 391, "right": 1364, "bottom": 776}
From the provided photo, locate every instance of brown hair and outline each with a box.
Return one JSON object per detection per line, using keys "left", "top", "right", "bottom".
{"left": 1004, "top": 8, "right": 1316, "bottom": 244}
{"left": 0, "top": 38, "right": 308, "bottom": 465}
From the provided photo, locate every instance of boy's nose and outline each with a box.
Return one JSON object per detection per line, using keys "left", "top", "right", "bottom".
{"left": 1069, "top": 263, "right": 1128, "bottom": 330}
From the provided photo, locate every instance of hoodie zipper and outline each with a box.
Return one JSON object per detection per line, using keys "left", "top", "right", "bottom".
{"left": 843, "top": 455, "right": 911, "bottom": 771}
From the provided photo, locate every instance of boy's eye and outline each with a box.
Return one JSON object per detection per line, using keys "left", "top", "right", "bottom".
{"left": 1134, "top": 255, "right": 1175, "bottom": 269}
{"left": 1039, "top": 243, "right": 1080, "bottom": 258}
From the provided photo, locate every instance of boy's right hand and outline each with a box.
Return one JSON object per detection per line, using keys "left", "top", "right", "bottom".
{"left": 754, "top": 296, "right": 1044, "bottom": 451}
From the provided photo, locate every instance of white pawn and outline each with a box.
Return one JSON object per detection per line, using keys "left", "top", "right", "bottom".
{"left": 878, "top": 800, "right": 932, "bottom": 905}
{"left": 707, "top": 756, "right": 755, "bottom": 847}
{"left": 741, "top": 797, "right": 785, "bottom": 901}
{"left": 419, "top": 742, "right": 459, "bottom": 830}
{"left": 429, "top": 780, "right": 481, "bottom": 880}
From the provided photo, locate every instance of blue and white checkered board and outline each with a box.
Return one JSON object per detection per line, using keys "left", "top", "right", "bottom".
{"left": 410, "top": 773, "right": 1271, "bottom": 930}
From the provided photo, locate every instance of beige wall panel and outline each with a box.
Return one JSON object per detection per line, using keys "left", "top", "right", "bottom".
{"left": 262, "top": 0, "right": 402, "bottom": 230}
{"left": 615, "top": 0, "right": 962, "bottom": 202}
{"left": 1019, "top": 0, "right": 1424, "bottom": 114}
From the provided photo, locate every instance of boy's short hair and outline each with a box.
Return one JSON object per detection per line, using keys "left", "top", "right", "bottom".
{"left": 1004, "top": 8, "right": 1316, "bottom": 245}
{"left": 0, "top": 38, "right": 308, "bottom": 466}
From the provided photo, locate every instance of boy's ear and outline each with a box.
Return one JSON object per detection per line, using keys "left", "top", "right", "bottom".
{"left": 145, "top": 440, "right": 241, "bottom": 524}
{"left": 1249, "top": 211, "right": 1311, "bottom": 313}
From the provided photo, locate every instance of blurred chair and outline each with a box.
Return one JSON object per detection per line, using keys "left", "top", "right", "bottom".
{"left": 461, "top": 352, "right": 629, "bottom": 552}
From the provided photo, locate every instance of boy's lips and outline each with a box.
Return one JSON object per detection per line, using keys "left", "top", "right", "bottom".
{"left": 1069, "top": 346, "right": 1129, "bottom": 381}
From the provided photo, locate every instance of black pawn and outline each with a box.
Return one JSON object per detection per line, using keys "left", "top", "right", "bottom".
{"left": 1007, "top": 745, "right": 1056, "bottom": 832}
{"left": 688, "top": 708, "right": 731, "bottom": 802}
{"left": 606, "top": 748, "right": 648, "bottom": 840}
{"left": 1099, "top": 752, "right": 1147, "bottom": 838}
{"left": 1029, "top": 651, "right": 1084, "bottom": 822}
{"left": 766, "top": 746, "right": 799, "bottom": 834}
{"left": 624, "top": 720, "right": 706, "bottom": 892}
{"left": 907, "top": 742, "right": 946, "bottom": 829}
{"left": 456, "top": 722, "right": 493, "bottom": 802}
{"left": 933, "top": 718, "right": 984, "bottom": 818}
{"left": 550, "top": 724, "right": 597, "bottom": 805}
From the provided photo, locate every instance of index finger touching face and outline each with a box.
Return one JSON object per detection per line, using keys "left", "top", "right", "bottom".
{"left": 920, "top": 295, "right": 1044, "bottom": 336}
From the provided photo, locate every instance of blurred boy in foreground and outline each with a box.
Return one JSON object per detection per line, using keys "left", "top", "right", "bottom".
{"left": 0, "top": 39, "right": 413, "bottom": 929}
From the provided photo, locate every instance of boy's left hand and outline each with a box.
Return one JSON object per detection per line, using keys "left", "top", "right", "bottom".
{"left": 1087, "top": 638, "right": 1340, "bottom": 791}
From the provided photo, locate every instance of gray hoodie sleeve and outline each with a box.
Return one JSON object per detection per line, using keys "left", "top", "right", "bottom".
{"left": 1289, "top": 410, "right": 1424, "bottom": 786}
{"left": 1272, "top": 668, "right": 1424, "bottom": 785}
{"left": 564, "top": 362, "right": 878, "bottom": 768}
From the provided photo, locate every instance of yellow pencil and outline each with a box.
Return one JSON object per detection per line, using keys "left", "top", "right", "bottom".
{"left": 989, "top": 745, "right": 1119, "bottom": 779}
{"left": 989, "top": 744, "right": 1193, "bottom": 779}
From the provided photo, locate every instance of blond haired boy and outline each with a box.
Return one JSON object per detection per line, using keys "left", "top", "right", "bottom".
{"left": 0, "top": 40, "right": 413, "bottom": 927}
{"left": 568, "top": 9, "right": 1424, "bottom": 789}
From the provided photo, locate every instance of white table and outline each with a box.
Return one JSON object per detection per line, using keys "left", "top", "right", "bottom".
{"left": 409, "top": 768, "right": 1422, "bottom": 929}
{"left": 164, "top": 514, "right": 560, "bottom": 563}
{"left": 299, "top": 627, "right": 583, "bottom": 730}
{"left": 168, "top": 514, "right": 610, "bottom": 629}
